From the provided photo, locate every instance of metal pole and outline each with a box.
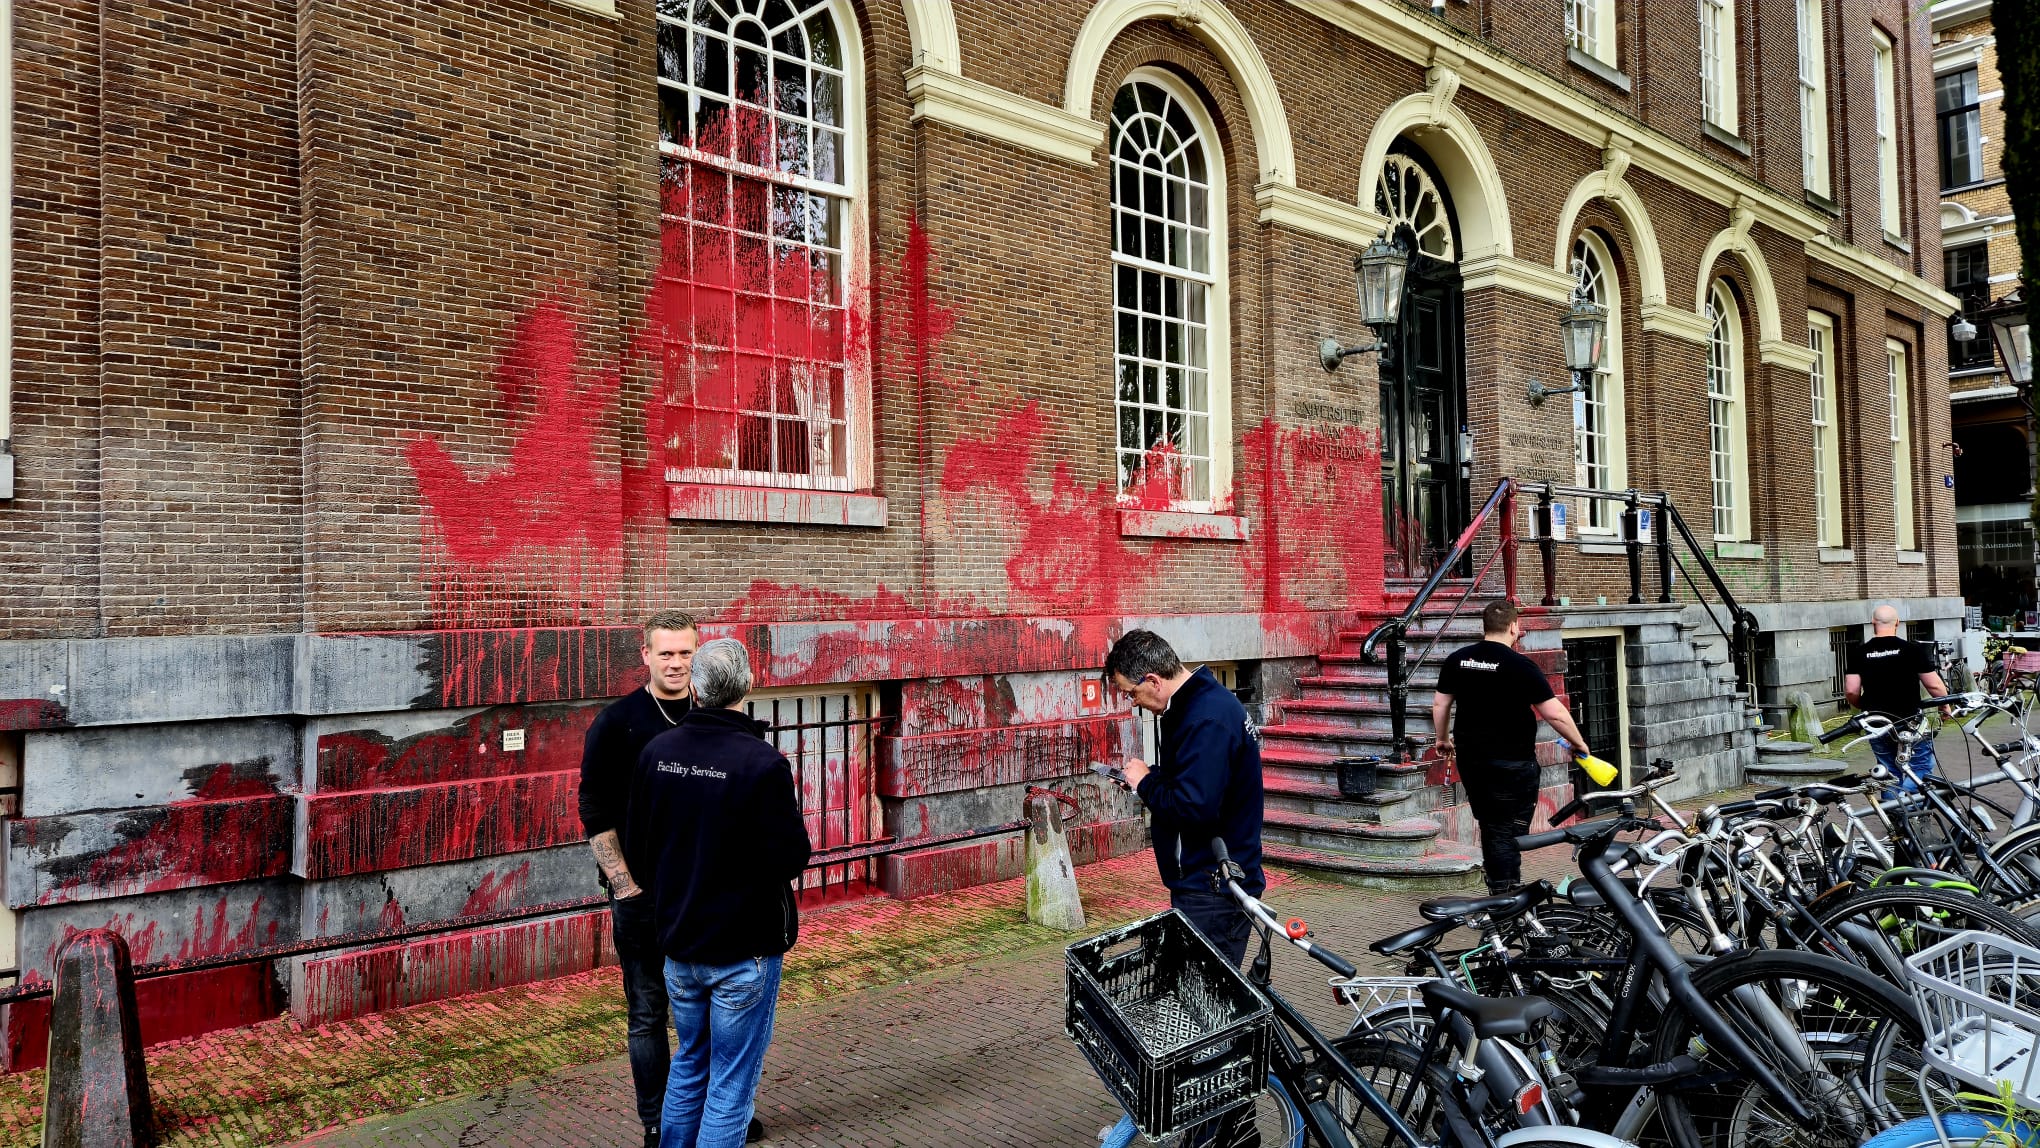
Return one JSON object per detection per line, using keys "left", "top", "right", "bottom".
{"left": 1537, "top": 488, "right": 1558, "bottom": 607}
{"left": 1655, "top": 495, "right": 1675, "bottom": 604}
{"left": 1387, "top": 627, "right": 1409, "bottom": 762}
{"left": 1501, "top": 482, "right": 1519, "bottom": 602}
{"left": 1624, "top": 492, "right": 1643, "bottom": 604}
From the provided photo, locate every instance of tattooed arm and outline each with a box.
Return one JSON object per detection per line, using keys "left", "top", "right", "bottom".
{"left": 588, "top": 830, "right": 643, "bottom": 899}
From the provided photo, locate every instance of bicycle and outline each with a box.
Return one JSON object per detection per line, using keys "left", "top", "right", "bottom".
{"left": 1851, "top": 930, "right": 2040, "bottom": 1148}
{"left": 1071, "top": 837, "right": 1630, "bottom": 1148}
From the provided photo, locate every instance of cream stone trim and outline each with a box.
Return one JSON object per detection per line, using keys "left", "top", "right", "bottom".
{"left": 1065, "top": 0, "right": 1297, "bottom": 186}
{"left": 1640, "top": 303, "right": 1713, "bottom": 345}
{"left": 1357, "top": 84, "right": 1514, "bottom": 260}
{"left": 1254, "top": 183, "right": 1389, "bottom": 246}
{"left": 1696, "top": 212, "right": 1784, "bottom": 344}
{"left": 1283, "top": 0, "right": 1951, "bottom": 313}
{"left": 1553, "top": 155, "right": 1669, "bottom": 310}
{"left": 906, "top": 66, "right": 1106, "bottom": 164}
{"left": 545, "top": 0, "right": 619, "bottom": 18}
{"left": 1459, "top": 254, "right": 1574, "bottom": 303}
{"left": 1760, "top": 339, "right": 1820, "bottom": 373}
{"left": 901, "top": 0, "right": 962, "bottom": 72}
{"left": 1806, "top": 234, "right": 1962, "bottom": 315}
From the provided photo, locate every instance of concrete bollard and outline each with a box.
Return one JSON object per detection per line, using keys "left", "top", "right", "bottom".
{"left": 1024, "top": 792, "right": 1086, "bottom": 931}
{"left": 43, "top": 929, "right": 153, "bottom": 1148}
{"left": 1786, "top": 690, "right": 1821, "bottom": 744}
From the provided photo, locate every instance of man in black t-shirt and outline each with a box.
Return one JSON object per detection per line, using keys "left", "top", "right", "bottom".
{"left": 1844, "top": 604, "right": 1951, "bottom": 783}
{"left": 577, "top": 610, "right": 698, "bottom": 1148}
{"left": 1431, "top": 600, "right": 1594, "bottom": 893}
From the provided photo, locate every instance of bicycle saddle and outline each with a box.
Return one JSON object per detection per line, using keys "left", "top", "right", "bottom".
{"left": 1417, "top": 880, "right": 1554, "bottom": 923}
{"left": 1369, "top": 915, "right": 1457, "bottom": 956}
{"left": 1420, "top": 978, "right": 1556, "bottom": 1038}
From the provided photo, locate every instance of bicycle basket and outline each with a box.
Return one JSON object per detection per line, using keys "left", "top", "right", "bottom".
{"left": 1065, "top": 909, "right": 1272, "bottom": 1140}
{"left": 1904, "top": 930, "right": 2040, "bottom": 1110}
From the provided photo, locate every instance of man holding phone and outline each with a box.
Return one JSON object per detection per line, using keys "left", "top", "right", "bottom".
{"left": 1104, "top": 629, "right": 1264, "bottom": 966}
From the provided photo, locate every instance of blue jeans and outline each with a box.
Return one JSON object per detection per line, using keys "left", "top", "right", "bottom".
{"left": 610, "top": 893, "right": 671, "bottom": 1135}
{"left": 660, "top": 955, "right": 783, "bottom": 1148}
{"left": 1872, "top": 732, "right": 1939, "bottom": 789}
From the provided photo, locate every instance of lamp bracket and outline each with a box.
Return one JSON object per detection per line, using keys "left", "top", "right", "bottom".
{"left": 1320, "top": 335, "right": 1386, "bottom": 373}
{"left": 1525, "top": 379, "right": 1587, "bottom": 408}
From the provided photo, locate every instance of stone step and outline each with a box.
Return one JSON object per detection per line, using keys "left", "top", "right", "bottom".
{"left": 1262, "top": 768, "right": 1441, "bottom": 823}
{"left": 1263, "top": 842, "right": 1483, "bottom": 891}
{"left": 1298, "top": 665, "right": 1443, "bottom": 691}
{"left": 1260, "top": 747, "right": 1431, "bottom": 791}
{"left": 1261, "top": 810, "right": 1440, "bottom": 858}
{"left": 1268, "top": 702, "right": 1437, "bottom": 738}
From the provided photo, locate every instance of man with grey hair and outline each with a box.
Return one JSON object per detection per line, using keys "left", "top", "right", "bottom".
{"left": 626, "top": 637, "right": 810, "bottom": 1148}
{"left": 1845, "top": 603, "right": 1952, "bottom": 783}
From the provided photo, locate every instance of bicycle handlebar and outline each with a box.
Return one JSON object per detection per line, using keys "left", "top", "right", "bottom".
{"left": 1817, "top": 716, "right": 1860, "bottom": 745}
{"left": 1209, "top": 837, "right": 1356, "bottom": 978}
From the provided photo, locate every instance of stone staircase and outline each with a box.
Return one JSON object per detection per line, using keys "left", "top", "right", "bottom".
{"left": 1257, "top": 580, "right": 1494, "bottom": 889}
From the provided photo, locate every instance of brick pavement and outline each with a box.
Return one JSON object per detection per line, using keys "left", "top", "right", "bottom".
{"left": 294, "top": 857, "right": 1579, "bottom": 1148}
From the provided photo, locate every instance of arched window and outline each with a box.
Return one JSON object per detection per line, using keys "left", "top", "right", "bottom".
{"left": 1110, "top": 71, "right": 1228, "bottom": 508}
{"left": 654, "top": 0, "right": 866, "bottom": 489}
{"left": 1706, "top": 280, "right": 1751, "bottom": 541}
{"left": 1572, "top": 232, "right": 1627, "bottom": 528}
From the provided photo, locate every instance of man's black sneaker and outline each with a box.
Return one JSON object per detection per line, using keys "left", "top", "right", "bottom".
{"left": 641, "top": 1130, "right": 658, "bottom": 1148}
{"left": 748, "top": 1116, "right": 765, "bottom": 1142}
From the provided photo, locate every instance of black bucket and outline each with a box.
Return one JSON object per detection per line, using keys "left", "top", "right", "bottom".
{"left": 1334, "top": 756, "right": 1381, "bottom": 799}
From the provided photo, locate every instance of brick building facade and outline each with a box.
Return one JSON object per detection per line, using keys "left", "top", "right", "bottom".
{"left": 0, "top": 0, "right": 1960, "bottom": 1064}
{"left": 1935, "top": 0, "right": 2031, "bottom": 625}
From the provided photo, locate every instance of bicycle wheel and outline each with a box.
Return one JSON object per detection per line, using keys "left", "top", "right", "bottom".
{"left": 1859, "top": 1113, "right": 2040, "bottom": 1148}
{"left": 1801, "top": 885, "right": 2040, "bottom": 987}
{"left": 1978, "top": 829, "right": 2040, "bottom": 920}
{"left": 1327, "top": 1031, "right": 1455, "bottom": 1145}
{"left": 1649, "top": 949, "right": 1927, "bottom": 1148}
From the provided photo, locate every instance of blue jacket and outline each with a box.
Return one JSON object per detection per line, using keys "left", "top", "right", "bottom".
{"left": 1137, "top": 667, "right": 1265, "bottom": 897}
{"left": 624, "top": 706, "right": 812, "bottom": 964}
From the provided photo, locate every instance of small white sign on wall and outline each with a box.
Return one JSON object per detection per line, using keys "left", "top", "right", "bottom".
{"left": 502, "top": 728, "right": 527, "bottom": 752}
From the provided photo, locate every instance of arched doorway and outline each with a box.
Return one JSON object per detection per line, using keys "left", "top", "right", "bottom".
{"left": 1375, "top": 145, "right": 1468, "bottom": 578}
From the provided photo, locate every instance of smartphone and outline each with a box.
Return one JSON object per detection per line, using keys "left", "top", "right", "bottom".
{"left": 1089, "top": 761, "right": 1130, "bottom": 789}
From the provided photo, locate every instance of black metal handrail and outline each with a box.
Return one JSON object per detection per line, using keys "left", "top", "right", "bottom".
{"left": 1359, "top": 477, "right": 1520, "bottom": 758}
{"left": 1359, "top": 479, "right": 1758, "bottom": 762}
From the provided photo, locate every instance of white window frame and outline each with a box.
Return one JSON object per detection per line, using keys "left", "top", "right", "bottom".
{"left": 1874, "top": 29, "right": 1902, "bottom": 239}
{"left": 1707, "top": 281, "right": 1752, "bottom": 542}
{"left": 1572, "top": 231, "right": 1628, "bottom": 531}
{"left": 1888, "top": 338, "right": 1916, "bottom": 552}
{"left": 1568, "top": 0, "right": 1618, "bottom": 68}
{"left": 1108, "top": 67, "right": 1232, "bottom": 512}
{"left": 1809, "top": 312, "right": 1844, "bottom": 548}
{"left": 1796, "top": 0, "right": 1831, "bottom": 198}
{"left": 654, "top": 0, "right": 873, "bottom": 492}
{"left": 1700, "top": 0, "right": 1739, "bottom": 133}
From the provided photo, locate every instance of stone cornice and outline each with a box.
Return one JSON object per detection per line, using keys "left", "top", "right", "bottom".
{"left": 1254, "top": 182, "right": 1389, "bottom": 247}
{"left": 1805, "top": 234, "right": 1963, "bottom": 315}
{"left": 1640, "top": 303, "right": 1712, "bottom": 345}
{"left": 1459, "top": 254, "right": 1575, "bottom": 304}
{"left": 544, "top": 0, "right": 618, "bottom": 19}
{"left": 1759, "top": 339, "right": 1821, "bottom": 373}
{"left": 905, "top": 65, "right": 1105, "bottom": 166}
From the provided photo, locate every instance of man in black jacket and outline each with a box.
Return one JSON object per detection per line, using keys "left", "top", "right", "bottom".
{"left": 1108, "top": 629, "right": 1264, "bottom": 966}
{"left": 626, "top": 637, "right": 810, "bottom": 1148}
{"left": 578, "top": 610, "right": 697, "bottom": 1148}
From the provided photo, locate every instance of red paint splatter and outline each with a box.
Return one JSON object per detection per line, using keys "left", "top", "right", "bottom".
{"left": 460, "top": 861, "right": 533, "bottom": 917}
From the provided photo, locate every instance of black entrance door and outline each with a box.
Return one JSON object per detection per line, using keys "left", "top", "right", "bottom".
{"left": 1379, "top": 263, "right": 1468, "bottom": 578}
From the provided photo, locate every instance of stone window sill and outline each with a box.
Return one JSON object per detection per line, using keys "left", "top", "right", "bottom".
{"left": 1702, "top": 122, "right": 1752, "bottom": 157}
{"left": 1580, "top": 542, "right": 1630, "bottom": 556}
{"left": 1805, "top": 189, "right": 1841, "bottom": 216}
{"left": 1896, "top": 549, "right": 1927, "bottom": 565}
{"left": 1118, "top": 509, "right": 1250, "bottom": 541}
{"left": 1567, "top": 47, "right": 1631, "bottom": 93}
{"left": 668, "top": 483, "right": 887, "bottom": 528}
{"left": 1713, "top": 541, "right": 1765, "bottom": 560}
{"left": 1819, "top": 547, "right": 1855, "bottom": 563}
{"left": 545, "top": 0, "right": 618, "bottom": 17}
{"left": 0, "top": 452, "right": 12, "bottom": 500}
{"left": 1884, "top": 231, "right": 1912, "bottom": 253}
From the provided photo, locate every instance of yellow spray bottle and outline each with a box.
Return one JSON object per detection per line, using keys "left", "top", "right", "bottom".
{"left": 1571, "top": 743, "right": 1619, "bottom": 787}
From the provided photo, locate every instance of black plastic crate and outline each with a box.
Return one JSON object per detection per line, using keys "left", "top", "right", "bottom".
{"left": 1065, "top": 909, "right": 1272, "bottom": 1140}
